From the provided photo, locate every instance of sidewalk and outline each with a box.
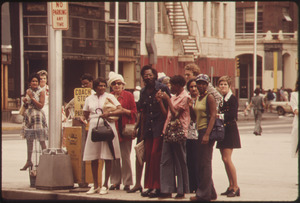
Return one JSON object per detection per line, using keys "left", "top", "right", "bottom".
{"left": 2, "top": 112, "right": 298, "bottom": 202}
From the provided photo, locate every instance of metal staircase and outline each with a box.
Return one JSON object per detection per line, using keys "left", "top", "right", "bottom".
{"left": 164, "top": 2, "right": 199, "bottom": 57}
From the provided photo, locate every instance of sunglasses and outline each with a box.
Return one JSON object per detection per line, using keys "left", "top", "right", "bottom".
{"left": 111, "top": 81, "right": 123, "bottom": 86}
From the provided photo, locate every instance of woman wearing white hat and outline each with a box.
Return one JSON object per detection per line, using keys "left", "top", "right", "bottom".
{"left": 107, "top": 71, "right": 137, "bottom": 191}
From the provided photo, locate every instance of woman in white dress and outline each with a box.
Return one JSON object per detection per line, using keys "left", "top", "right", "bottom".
{"left": 81, "top": 77, "right": 123, "bottom": 195}
{"left": 37, "top": 70, "right": 49, "bottom": 126}
{"left": 290, "top": 80, "right": 298, "bottom": 158}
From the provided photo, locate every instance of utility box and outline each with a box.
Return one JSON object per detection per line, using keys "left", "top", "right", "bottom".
{"left": 65, "top": 126, "right": 103, "bottom": 187}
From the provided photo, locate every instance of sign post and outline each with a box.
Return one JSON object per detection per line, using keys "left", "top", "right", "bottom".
{"left": 35, "top": 2, "right": 73, "bottom": 190}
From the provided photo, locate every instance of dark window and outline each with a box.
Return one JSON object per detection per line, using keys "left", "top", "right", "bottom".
{"left": 110, "top": 2, "right": 128, "bottom": 20}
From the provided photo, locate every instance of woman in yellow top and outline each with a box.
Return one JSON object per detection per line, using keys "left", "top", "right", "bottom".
{"left": 190, "top": 74, "right": 217, "bottom": 201}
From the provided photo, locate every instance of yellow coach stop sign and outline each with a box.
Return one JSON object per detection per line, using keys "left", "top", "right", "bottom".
{"left": 74, "top": 88, "right": 91, "bottom": 117}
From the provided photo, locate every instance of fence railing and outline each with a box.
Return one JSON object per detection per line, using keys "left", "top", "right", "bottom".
{"left": 236, "top": 31, "right": 297, "bottom": 40}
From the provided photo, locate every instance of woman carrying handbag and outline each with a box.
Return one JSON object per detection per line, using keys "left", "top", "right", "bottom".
{"left": 80, "top": 77, "right": 123, "bottom": 195}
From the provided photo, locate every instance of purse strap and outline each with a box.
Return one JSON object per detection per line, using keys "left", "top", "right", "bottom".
{"left": 95, "top": 108, "right": 109, "bottom": 128}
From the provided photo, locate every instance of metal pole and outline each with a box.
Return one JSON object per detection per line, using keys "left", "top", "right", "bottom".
{"left": 253, "top": 1, "right": 258, "bottom": 90}
{"left": 114, "top": 2, "right": 119, "bottom": 73}
{"left": 48, "top": 3, "right": 62, "bottom": 149}
{"left": 19, "top": 3, "right": 24, "bottom": 96}
{"left": 35, "top": 3, "right": 73, "bottom": 189}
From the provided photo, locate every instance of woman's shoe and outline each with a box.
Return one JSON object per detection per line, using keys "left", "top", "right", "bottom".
{"left": 99, "top": 186, "right": 108, "bottom": 195}
{"left": 227, "top": 188, "right": 240, "bottom": 197}
{"left": 127, "top": 186, "right": 142, "bottom": 193}
{"left": 86, "top": 186, "right": 100, "bottom": 194}
{"left": 175, "top": 193, "right": 184, "bottom": 199}
{"left": 20, "top": 161, "right": 33, "bottom": 171}
{"left": 149, "top": 189, "right": 160, "bottom": 198}
{"left": 109, "top": 184, "right": 120, "bottom": 190}
{"left": 221, "top": 187, "right": 232, "bottom": 195}
{"left": 141, "top": 189, "right": 153, "bottom": 197}
{"left": 123, "top": 185, "right": 130, "bottom": 191}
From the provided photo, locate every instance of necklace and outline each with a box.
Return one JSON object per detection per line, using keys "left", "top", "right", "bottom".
{"left": 199, "top": 90, "right": 208, "bottom": 99}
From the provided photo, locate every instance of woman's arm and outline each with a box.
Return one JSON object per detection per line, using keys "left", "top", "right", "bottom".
{"left": 28, "top": 89, "right": 45, "bottom": 109}
{"left": 155, "top": 90, "right": 168, "bottom": 116}
{"left": 202, "top": 94, "right": 216, "bottom": 144}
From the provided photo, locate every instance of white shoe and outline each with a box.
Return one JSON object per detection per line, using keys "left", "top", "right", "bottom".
{"left": 99, "top": 186, "right": 108, "bottom": 195}
{"left": 86, "top": 186, "right": 100, "bottom": 194}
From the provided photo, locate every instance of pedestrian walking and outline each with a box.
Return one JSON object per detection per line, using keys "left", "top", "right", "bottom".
{"left": 290, "top": 79, "right": 298, "bottom": 158}
{"left": 138, "top": 65, "right": 171, "bottom": 198}
{"left": 265, "top": 89, "right": 275, "bottom": 112}
{"left": 216, "top": 76, "right": 241, "bottom": 197}
{"left": 244, "top": 88, "right": 265, "bottom": 136}
{"left": 190, "top": 74, "right": 217, "bottom": 201}
{"left": 158, "top": 75, "right": 190, "bottom": 199}
{"left": 186, "top": 78, "right": 199, "bottom": 193}
{"left": 107, "top": 71, "right": 137, "bottom": 191}
{"left": 20, "top": 73, "right": 48, "bottom": 171}
{"left": 80, "top": 77, "right": 123, "bottom": 195}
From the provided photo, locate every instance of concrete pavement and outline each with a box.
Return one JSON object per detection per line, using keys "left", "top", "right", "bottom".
{"left": 1, "top": 112, "right": 298, "bottom": 201}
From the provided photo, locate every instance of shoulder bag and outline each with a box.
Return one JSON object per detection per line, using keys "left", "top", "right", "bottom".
{"left": 206, "top": 95, "right": 225, "bottom": 141}
{"left": 209, "top": 116, "right": 225, "bottom": 141}
{"left": 164, "top": 118, "right": 186, "bottom": 143}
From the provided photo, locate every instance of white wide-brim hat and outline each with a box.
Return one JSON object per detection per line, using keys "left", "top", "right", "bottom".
{"left": 107, "top": 71, "right": 126, "bottom": 87}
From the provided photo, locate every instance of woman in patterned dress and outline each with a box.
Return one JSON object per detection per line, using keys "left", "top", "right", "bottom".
{"left": 20, "top": 73, "right": 48, "bottom": 171}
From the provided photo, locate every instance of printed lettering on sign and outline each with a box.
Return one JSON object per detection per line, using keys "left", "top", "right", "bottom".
{"left": 74, "top": 88, "right": 91, "bottom": 117}
{"left": 51, "top": 2, "right": 69, "bottom": 30}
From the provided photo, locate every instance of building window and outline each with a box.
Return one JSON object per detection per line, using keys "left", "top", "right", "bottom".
{"left": 157, "top": 2, "right": 167, "bottom": 33}
{"left": 211, "top": 3, "right": 219, "bottom": 37}
{"left": 282, "top": 7, "right": 292, "bottom": 33}
{"left": 223, "top": 4, "right": 227, "bottom": 38}
{"left": 110, "top": 2, "right": 128, "bottom": 20}
{"left": 26, "top": 16, "right": 47, "bottom": 45}
{"left": 132, "top": 2, "right": 140, "bottom": 21}
{"left": 110, "top": 2, "right": 140, "bottom": 22}
{"left": 236, "top": 7, "right": 263, "bottom": 34}
{"left": 203, "top": 2, "right": 206, "bottom": 36}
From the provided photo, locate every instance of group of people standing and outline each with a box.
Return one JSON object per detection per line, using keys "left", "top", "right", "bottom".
{"left": 73, "top": 63, "right": 241, "bottom": 201}
{"left": 20, "top": 63, "right": 243, "bottom": 201}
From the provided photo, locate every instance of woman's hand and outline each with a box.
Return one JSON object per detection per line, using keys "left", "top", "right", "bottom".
{"left": 155, "top": 90, "right": 162, "bottom": 102}
{"left": 100, "top": 112, "right": 110, "bottom": 119}
{"left": 188, "top": 97, "right": 194, "bottom": 108}
{"left": 79, "top": 116, "right": 87, "bottom": 125}
{"left": 26, "top": 89, "right": 34, "bottom": 99}
{"left": 201, "top": 133, "right": 210, "bottom": 144}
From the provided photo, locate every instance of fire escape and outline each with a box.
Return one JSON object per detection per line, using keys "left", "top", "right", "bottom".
{"left": 164, "top": 2, "right": 200, "bottom": 59}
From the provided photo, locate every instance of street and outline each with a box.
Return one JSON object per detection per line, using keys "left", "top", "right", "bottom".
{"left": 2, "top": 115, "right": 298, "bottom": 201}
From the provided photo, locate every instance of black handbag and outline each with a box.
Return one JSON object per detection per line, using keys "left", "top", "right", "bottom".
{"left": 91, "top": 114, "right": 115, "bottom": 142}
{"left": 205, "top": 95, "right": 225, "bottom": 141}
{"left": 164, "top": 119, "right": 186, "bottom": 143}
{"left": 209, "top": 118, "right": 225, "bottom": 141}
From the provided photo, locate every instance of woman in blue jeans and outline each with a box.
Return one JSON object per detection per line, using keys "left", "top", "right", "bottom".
{"left": 190, "top": 74, "right": 217, "bottom": 201}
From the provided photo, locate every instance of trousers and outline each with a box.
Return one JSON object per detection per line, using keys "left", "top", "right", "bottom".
{"left": 160, "top": 140, "right": 189, "bottom": 194}
{"left": 253, "top": 109, "right": 262, "bottom": 134}
{"left": 195, "top": 128, "right": 217, "bottom": 201}
{"left": 144, "top": 136, "right": 163, "bottom": 189}
{"left": 110, "top": 140, "right": 133, "bottom": 186}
